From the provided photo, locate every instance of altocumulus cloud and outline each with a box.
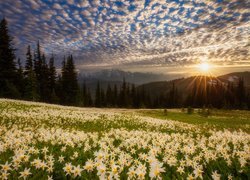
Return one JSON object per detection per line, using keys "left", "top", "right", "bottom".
{"left": 0, "top": 0, "right": 249, "bottom": 69}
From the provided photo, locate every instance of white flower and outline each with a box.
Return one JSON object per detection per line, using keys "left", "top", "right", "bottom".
{"left": 63, "top": 163, "right": 73, "bottom": 176}
{"left": 58, "top": 155, "right": 64, "bottom": 163}
{"left": 193, "top": 166, "right": 203, "bottom": 179}
{"left": 72, "top": 165, "right": 83, "bottom": 178}
{"left": 19, "top": 168, "right": 32, "bottom": 179}
{"left": 1, "top": 171, "right": 10, "bottom": 180}
{"left": 149, "top": 162, "right": 165, "bottom": 179}
{"left": 0, "top": 161, "right": 12, "bottom": 172}
{"left": 97, "top": 163, "right": 106, "bottom": 176}
{"left": 84, "top": 159, "right": 94, "bottom": 172}
{"left": 42, "top": 147, "right": 49, "bottom": 154}
{"left": 127, "top": 166, "right": 136, "bottom": 179}
{"left": 211, "top": 171, "right": 221, "bottom": 180}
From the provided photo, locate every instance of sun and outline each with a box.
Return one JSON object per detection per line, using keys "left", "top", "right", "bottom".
{"left": 198, "top": 62, "right": 211, "bottom": 72}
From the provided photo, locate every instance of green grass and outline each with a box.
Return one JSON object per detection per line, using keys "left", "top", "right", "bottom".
{"left": 137, "top": 109, "right": 250, "bottom": 132}
{"left": 0, "top": 99, "right": 250, "bottom": 179}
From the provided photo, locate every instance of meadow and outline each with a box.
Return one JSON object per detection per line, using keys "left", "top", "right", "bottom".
{"left": 0, "top": 99, "right": 249, "bottom": 180}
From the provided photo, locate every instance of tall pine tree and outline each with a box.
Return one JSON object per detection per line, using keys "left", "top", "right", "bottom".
{"left": 0, "top": 18, "right": 19, "bottom": 98}
{"left": 24, "top": 45, "right": 38, "bottom": 101}
{"left": 61, "top": 55, "right": 78, "bottom": 105}
{"left": 48, "top": 54, "right": 58, "bottom": 103}
{"left": 95, "top": 81, "right": 101, "bottom": 107}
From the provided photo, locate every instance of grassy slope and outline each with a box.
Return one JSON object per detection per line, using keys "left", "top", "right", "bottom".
{"left": 137, "top": 109, "right": 250, "bottom": 132}
{"left": 1, "top": 98, "right": 249, "bottom": 132}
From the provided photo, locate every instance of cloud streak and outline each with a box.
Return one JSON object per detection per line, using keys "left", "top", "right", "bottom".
{"left": 0, "top": 0, "right": 249, "bottom": 70}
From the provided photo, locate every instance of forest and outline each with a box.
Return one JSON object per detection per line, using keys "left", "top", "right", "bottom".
{"left": 1, "top": 18, "right": 250, "bottom": 109}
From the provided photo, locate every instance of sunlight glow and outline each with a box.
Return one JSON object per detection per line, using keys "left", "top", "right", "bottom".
{"left": 198, "top": 62, "right": 211, "bottom": 72}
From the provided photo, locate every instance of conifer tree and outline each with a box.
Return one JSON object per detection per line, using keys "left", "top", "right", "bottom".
{"left": 86, "top": 88, "right": 93, "bottom": 106}
{"left": 81, "top": 81, "right": 87, "bottom": 106}
{"left": 100, "top": 88, "right": 106, "bottom": 107}
{"left": 48, "top": 54, "right": 58, "bottom": 103}
{"left": 130, "top": 84, "right": 136, "bottom": 108}
{"left": 113, "top": 84, "right": 118, "bottom": 107}
{"left": 95, "top": 81, "right": 101, "bottom": 107}
{"left": 61, "top": 55, "right": 78, "bottom": 105}
{"left": 33, "top": 41, "right": 43, "bottom": 100}
{"left": 16, "top": 58, "right": 25, "bottom": 97}
{"left": 24, "top": 45, "right": 38, "bottom": 101}
{"left": 25, "top": 45, "right": 33, "bottom": 75}
{"left": 0, "top": 18, "right": 19, "bottom": 97}
{"left": 40, "top": 54, "right": 50, "bottom": 102}
{"left": 237, "top": 77, "right": 246, "bottom": 108}
{"left": 106, "top": 84, "right": 113, "bottom": 107}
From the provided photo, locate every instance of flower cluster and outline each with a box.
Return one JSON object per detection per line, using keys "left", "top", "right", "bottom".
{"left": 0, "top": 99, "right": 249, "bottom": 179}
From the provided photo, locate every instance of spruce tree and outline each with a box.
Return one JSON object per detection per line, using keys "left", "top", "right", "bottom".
{"left": 95, "top": 81, "right": 101, "bottom": 107}
{"left": 34, "top": 41, "right": 42, "bottom": 100}
{"left": 0, "top": 18, "right": 19, "bottom": 98}
{"left": 24, "top": 45, "right": 38, "bottom": 101}
{"left": 106, "top": 84, "right": 113, "bottom": 107}
{"left": 100, "top": 88, "right": 106, "bottom": 107}
{"left": 48, "top": 54, "right": 58, "bottom": 103}
{"left": 113, "top": 84, "right": 118, "bottom": 107}
{"left": 25, "top": 45, "right": 33, "bottom": 75}
{"left": 237, "top": 77, "right": 246, "bottom": 109}
{"left": 131, "top": 84, "right": 137, "bottom": 108}
{"left": 61, "top": 55, "right": 78, "bottom": 105}
{"left": 86, "top": 88, "right": 93, "bottom": 106}
{"left": 40, "top": 54, "right": 50, "bottom": 102}
{"left": 16, "top": 58, "right": 25, "bottom": 97}
{"left": 81, "top": 81, "right": 87, "bottom": 106}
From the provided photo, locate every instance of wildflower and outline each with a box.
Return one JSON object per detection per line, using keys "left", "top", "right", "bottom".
{"left": 228, "top": 174, "right": 233, "bottom": 180}
{"left": 149, "top": 162, "right": 165, "bottom": 179}
{"left": 61, "top": 146, "right": 66, "bottom": 152}
{"left": 63, "top": 163, "right": 73, "bottom": 176}
{"left": 97, "top": 163, "right": 106, "bottom": 176}
{"left": 1, "top": 171, "right": 10, "bottom": 180}
{"left": 19, "top": 168, "right": 32, "bottom": 179}
{"left": 72, "top": 165, "right": 83, "bottom": 178}
{"left": 177, "top": 166, "right": 184, "bottom": 175}
{"left": 187, "top": 173, "right": 195, "bottom": 180}
{"left": 58, "top": 155, "right": 64, "bottom": 163}
{"left": 0, "top": 161, "right": 12, "bottom": 172}
{"left": 42, "top": 147, "right": 49, "bottom": 154}
{"left": 211, "top": 171, "right": 221, "bottom": 180}
{"left": 193, "top": 166, "right": 203, "bottom": 179}
{"left": 127, "top": 166, "right": 136, "bottom": 179}
{"left": 84, "top": 159, "right": 94, "bottom": 172}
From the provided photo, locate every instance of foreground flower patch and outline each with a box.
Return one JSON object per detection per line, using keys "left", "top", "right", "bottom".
{"left": 0, "top": 99, "right": 249, "bottom": 179}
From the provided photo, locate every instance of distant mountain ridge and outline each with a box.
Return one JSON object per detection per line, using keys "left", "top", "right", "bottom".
{"left": 137, "top": 71, "right": 250, "bottom": 98}
{"left": 78, "top": 71, "right": 250, "bottom": 98}
{"left": 218, "top": 72, "right": 250, "bottom": 86}
{"left": 78, "top": 69, "right": 174, "bottom": 85}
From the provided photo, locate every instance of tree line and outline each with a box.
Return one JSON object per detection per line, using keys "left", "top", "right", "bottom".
{"left": 0, "top": 18, "right": 149, "bottom": 107}
{"left": 1, "top": 18, "right": 250, "bottom": 109}
{"left": 0, "top": 18, "right": 79, "bottom": 105}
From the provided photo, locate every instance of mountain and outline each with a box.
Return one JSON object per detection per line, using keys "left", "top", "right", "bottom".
{"left": 78, "top": 69, "right": 172, "bottom": 85}
{"left": 137, "top": 72, "right": 250, "bottom": 98}
{"left": 78, "top": 71, "right": 250, "bottom": 98}
{"left": 218, "top": 71, "right": 250, "bottom": 87}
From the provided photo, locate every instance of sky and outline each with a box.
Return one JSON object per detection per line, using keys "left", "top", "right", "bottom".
{"left": 0, "top": 0, "right": 249, "bottom": 77}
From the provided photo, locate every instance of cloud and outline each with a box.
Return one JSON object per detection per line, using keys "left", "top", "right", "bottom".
{"left": 0, "top": 0, "right": 249, "bottom": 70}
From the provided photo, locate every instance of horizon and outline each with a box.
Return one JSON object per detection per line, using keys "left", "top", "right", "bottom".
{"left": 0, "top": 0, "right": 249, "bottom": 79}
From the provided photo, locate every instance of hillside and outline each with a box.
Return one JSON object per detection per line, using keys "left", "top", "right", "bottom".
{"left": 218, "top": 71, "right": 250, "bottom": 87}
{"left": 0, "top": 99, "right": 249, "bottom": 179}
{"left": 78, "top": 69, "right": 171, "bottom": 85}
{"left": 137, "top": 72, "right": 250, "bottom": 98}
